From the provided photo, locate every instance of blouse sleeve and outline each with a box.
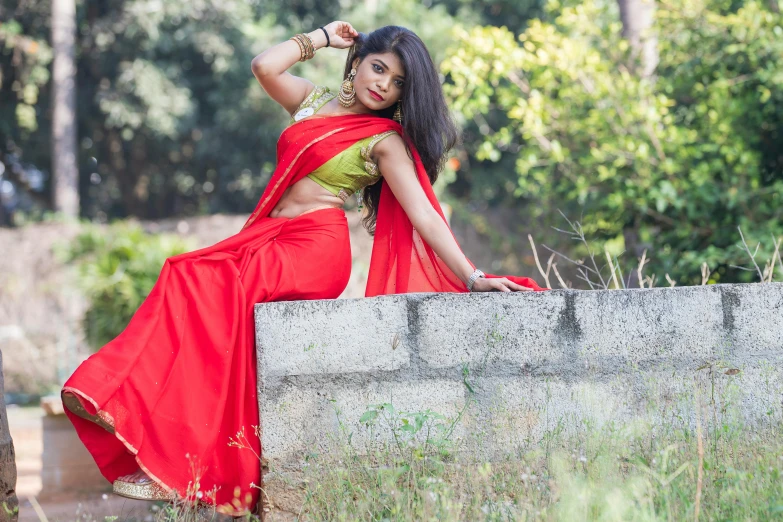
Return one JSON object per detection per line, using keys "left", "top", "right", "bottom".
{"left": 360, "top": 130, "right": 399, "bottom": 178}
{"left": 289, "top": 85, "right": 331, "bottom": 122}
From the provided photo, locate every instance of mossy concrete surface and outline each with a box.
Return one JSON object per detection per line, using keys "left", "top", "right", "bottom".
{"left": 254, "top": 283, "right": 783, "bottom": 472}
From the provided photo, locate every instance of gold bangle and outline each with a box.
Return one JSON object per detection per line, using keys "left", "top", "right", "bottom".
{"left": 297, "top": 33, "right": 315, "bottom": 60}
{"left": 302, "top": 33, "right": 314, "bottom": 59}
{"left": 290, "top": 35, "right": 306, "bottom": 61}
{"left": 290, "top": 33, "right": 315, "bottom": 62}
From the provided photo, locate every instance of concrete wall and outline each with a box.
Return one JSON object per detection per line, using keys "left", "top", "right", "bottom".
{"left": 255, "top": 283, "right": 783, "bottom": 475}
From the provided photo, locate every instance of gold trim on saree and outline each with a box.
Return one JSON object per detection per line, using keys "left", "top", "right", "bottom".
{"left": 242, "top": 127, "right": 348, "bottom": 231}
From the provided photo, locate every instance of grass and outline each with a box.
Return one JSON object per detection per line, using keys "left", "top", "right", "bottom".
{"left": 251, "top": 350, "right": 783, "bottom": 522}
{"left": 281, "top": 401, "right": 783, "bottom": 521}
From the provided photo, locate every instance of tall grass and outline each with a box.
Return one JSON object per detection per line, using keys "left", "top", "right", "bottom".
{"left": 254, "top": 356, "right": 783, "bottom": 521}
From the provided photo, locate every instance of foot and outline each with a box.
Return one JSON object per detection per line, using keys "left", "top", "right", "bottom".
{"left": 117, "top": 469, "right": 152, "bottom": 484}
{"left": 113, "top": 468, "right": 172, "bottom": 501}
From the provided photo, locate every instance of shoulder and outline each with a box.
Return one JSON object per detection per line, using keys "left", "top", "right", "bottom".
{"left": 365, "top": 130, "right": 406, "bottom": 163}
{"left": 289, "top": 85, "right": 334, "bottom": 121}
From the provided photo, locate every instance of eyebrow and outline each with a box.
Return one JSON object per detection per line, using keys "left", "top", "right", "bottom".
{"left": 374, "top": 59, "right": 405, "bottom": 80}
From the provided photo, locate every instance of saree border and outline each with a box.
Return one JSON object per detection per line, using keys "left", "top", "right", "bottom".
{"left": 242, "top": 126, "right": 347, "bottom": 231}
{"left": 60, "top": 386, "right": 255, "bottom": 516}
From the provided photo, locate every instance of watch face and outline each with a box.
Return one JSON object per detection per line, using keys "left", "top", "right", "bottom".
{"left": 294, "top": 107, "right": 315, "bottom": 121}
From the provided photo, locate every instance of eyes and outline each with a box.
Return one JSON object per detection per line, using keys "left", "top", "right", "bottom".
{"left": 372, "top": 63, "right": 404, "bottom": 88}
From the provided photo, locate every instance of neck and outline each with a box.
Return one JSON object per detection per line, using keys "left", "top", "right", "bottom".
{"left": 323, "top": 98, "right": 376, "bottom": 116}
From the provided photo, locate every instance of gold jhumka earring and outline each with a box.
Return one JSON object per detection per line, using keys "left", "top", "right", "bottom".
{"left": 393, "top": 100, "right": 403, "bottom": 124}
{"left": 338, "top": 68, "right": 357, "bottom": 107}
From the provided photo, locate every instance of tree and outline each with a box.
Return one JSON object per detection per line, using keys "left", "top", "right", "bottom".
{"left": 51, "top": 0, "right": 79, "bottom": 218}
{"left": 442, "top": 0, "right": 783, "bottom": 285}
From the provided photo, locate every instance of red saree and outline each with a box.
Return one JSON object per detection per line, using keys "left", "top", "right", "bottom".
{"left": 61, "top": 113, "right": 546, "bottom": 516}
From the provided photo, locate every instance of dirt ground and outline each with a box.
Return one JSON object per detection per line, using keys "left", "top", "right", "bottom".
{"left": 8, "top": 406, "right": 152, "bottom": 522}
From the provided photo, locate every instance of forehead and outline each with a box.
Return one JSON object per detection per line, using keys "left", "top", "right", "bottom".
{"left": 366, "top": 52, "right": 405, "bottom": 76}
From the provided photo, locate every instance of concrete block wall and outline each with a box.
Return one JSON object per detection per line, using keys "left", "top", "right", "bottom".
{"left": 255, "top": 283, "right": 783, "bottom": 472}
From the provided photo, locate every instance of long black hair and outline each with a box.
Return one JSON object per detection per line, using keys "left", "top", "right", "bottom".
{"left": 343, "top": 26, "right": 460, "bottom": 235}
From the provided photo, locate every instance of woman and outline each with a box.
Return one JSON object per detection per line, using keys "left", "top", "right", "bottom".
{"left": 60, "top": 22, "right": 547, "bottom": 516}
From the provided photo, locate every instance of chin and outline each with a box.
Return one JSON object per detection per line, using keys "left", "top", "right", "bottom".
{"left": 365, "top": 90, "right": 388, "bottom": 107}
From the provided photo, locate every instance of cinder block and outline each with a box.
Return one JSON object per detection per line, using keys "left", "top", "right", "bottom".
{"left": 574, "top": 286, "right": 725, "bottom": 360}
{"left": 261, "top": 380, "right": 466, "bottom": 465}
{"left": 726, "top": 284, "right": 783, "bottom": 354}
{"left": 256, "top": 296, "right": 411, "bottom": 379}
{"left": 415, "top": 292, "right": 565, "bottom": 369}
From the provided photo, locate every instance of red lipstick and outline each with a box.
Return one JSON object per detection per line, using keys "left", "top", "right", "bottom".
{"left": 368, "top": 89, "right": 384, "bottom": 101}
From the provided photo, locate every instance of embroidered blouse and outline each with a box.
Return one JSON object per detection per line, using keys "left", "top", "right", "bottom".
{"left": 288, "top": 85, "right": 398, "bottom": 202}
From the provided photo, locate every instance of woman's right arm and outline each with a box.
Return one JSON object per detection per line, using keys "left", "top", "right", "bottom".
{"left": 250, "top": 22, "right": 359, "bottom": 116}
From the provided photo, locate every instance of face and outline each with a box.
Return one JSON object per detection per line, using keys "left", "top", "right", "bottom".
{"left": 351, "top": 52, "right": 406, "bottom": 111}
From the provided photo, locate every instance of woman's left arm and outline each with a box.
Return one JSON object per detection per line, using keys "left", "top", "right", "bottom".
{"left": 374, "top": 135, "right": 532, "bottom": 293}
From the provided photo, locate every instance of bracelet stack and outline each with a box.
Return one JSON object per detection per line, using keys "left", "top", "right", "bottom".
{"left": 290, "top": 33, "right": 315, "bottom": 61}
{"left": 466, "top": 269, "right": 485, "bottom": 292}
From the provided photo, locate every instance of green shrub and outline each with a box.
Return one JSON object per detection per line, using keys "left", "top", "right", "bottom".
{"left": 59, "top": 221, "right": 194, "bottom": 351}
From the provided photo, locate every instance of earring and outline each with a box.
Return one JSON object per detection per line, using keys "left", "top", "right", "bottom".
{"left": 393, "top": 100, "right": 403, "bottom": 124}
{"left": 339, "top": 68, "right": 357, "bottom": 108}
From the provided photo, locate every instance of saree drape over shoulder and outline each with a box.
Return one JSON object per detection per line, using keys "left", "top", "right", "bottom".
{"left": 62, "top": 113, "right": 546, "bottom": 516}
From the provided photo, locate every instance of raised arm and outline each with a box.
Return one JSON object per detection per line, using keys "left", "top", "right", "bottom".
{"left": 373, "top": 135, "right": 533, "bottom": 293}
{"left": 250, "top": 21, "right": 359, "bottom": 116}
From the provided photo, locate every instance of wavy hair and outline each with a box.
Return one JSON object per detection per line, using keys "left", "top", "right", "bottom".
{"left": 343, "top": 26, "right": 460, "bottom": 235}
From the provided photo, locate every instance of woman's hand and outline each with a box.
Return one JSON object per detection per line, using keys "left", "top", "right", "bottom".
{"left": 470, "top": 277, "right": 534, "bottom": 293}
{"left": 322, "top": 21, "right": 359, "bottom": 49}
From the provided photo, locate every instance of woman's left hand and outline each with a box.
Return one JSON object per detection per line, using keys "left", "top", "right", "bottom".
{"left": 470, "top": 277, "right": 534, "bottom": 293}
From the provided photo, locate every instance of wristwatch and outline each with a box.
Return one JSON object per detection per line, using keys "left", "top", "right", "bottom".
{"left": 467, "top": 269, "right": 485, "bottom": 292}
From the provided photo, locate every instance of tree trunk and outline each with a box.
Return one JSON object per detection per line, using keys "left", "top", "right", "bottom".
{"left": 618, "top": 0, "right": 658, "bottom": 286}
{"left": 617, "top": 0, "right": 658, "bottom": 78}
{"left": 52, "top": 0, "right": 80, "bottom": 218}
{"left": 0, "top": 351, "right": 18, "bottom": 522}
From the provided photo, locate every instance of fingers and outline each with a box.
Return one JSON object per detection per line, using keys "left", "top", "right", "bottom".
{"left": 338, "top": 21, "right": 359, "bottom": 37}
{"left": 497, "top": 278, "right": 532, "bottom": 293}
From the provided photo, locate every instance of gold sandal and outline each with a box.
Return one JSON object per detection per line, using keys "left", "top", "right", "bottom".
{"left": 61, "top": 391, "right": 115, "bottom": 434}
{"left": 113, "top": 476, "right": 173, "bottom": 501}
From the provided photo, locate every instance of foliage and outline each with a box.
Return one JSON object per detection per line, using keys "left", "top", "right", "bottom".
{"left": 441, "top": 0, "right": 783, "bottom": 285}
{"left": 58, "top": 221, "right": 193, "bottom": 350}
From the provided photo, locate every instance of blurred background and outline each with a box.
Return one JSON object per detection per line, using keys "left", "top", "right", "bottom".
{"left": 0, "top": 0, "right": 781, "bottom": 514}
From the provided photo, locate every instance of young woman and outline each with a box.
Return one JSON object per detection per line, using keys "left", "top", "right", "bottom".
{"left": 60, "top": 22, "right": 546, "bottom": 516}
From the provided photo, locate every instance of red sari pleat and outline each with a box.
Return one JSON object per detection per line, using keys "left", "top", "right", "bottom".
{"left": 62, "top": 208, "right": 351, "bottom": 514}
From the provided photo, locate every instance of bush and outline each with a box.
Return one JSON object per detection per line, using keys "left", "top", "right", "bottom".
{"left": 59, "top": 221, "right": 193, "bottom": 351}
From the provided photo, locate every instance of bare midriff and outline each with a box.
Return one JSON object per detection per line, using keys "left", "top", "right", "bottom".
{"left": 267, "top": 176, "right": 344, "bottom": 218}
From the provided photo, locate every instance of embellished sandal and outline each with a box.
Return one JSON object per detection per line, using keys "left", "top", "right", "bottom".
{"left": 61, "top": 391, "right": 115, "bottom": 434}
{"left": 113, "top": 476, "right": 174, "bottom": 501}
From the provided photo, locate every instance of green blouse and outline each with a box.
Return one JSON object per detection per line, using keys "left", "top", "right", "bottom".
{"left": 288, "top": 86, "right": 398, "bottom": 202}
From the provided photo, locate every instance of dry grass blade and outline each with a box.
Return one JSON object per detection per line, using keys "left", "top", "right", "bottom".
{"left": 605, "top": 249, "right": 621, "bottom": 289}
{"left": 614, "top": 252, "right": 627, "bottom": 289}
{"left": 637, "top": 249, "right": 649, "bottom": 289}
{"left": 541, "top": 244, "right": 601, "bottom": 278}
{"left": 528, "top": 234, "right": 552, "bottom": 289}
{"left": 553, "top": 209, "right": 608, "bottom": 288}
{"left": 665, "top": 273, "right": 677, "bottom": 287}
{"left": 701, "top": 262, "right": 711, "bottom": 286}
{"left": 576, "top": 266, "right": 597, "bottom": 290}
{"left": 736, "top": 226, "right": 764, "bottom": 281}
{"left": 766, "top": 234, "right": 781, "bottom": 283}
{"left": 552, "top": 263, "right": 569, "bottom": 289}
